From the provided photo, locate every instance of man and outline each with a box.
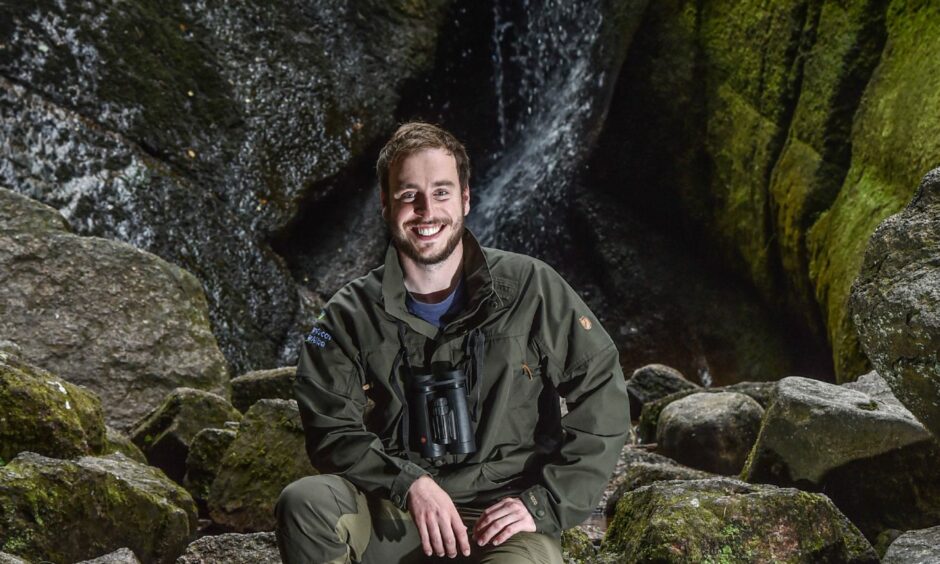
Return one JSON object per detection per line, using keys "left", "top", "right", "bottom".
{"left": 276, "top": 122, "right": 630, "bottom": 563}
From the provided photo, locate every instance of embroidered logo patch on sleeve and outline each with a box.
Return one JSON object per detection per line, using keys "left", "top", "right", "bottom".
{"left": 306, "top": 326, "right": 333, "bottom": 348}
{"left": 578, "top": 315, "right": 592, "bottom": 330}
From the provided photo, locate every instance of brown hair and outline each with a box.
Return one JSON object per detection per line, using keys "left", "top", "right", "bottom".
{"left": 376, "top": 122, "right": 470, "bottom": 195}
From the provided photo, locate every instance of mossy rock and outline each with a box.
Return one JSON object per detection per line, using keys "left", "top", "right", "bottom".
{"left": 602, "top": 477, "right": 877, "bottom": 563}
{"left": 230, "top": 367, "right": 295, "bottom": 413}
{"left": 130, "top": 388, "right": 242, "bottom": 484}
{"left": 637, "top": 382, "right": 774, "bottom": 444}
{"left": 605, "top": 448, "right": 714, "bottom": 517}
{"left": 102, "top": 426, "right": 146, "bottom": 464}
{"left": 0, "top": 452, "right": 196, "bottom": 563}
{"left": 0, "top": 352, "right": 106, "bottom": 462}
{"left": 208, "top": 399, "right": 315, "bottom": 531}
{"left": 560, "top": 527, "right": 596, "bottom": 563}
{"left": 183, "top": 427, "right": 238, "bottom": 514}
{"left": 626, "top": 364, "right": 699, "bottom": 418}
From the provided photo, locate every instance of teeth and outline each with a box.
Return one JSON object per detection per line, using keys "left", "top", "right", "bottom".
{"left": 416, "top": 225, "right": 443, "bottom": 236}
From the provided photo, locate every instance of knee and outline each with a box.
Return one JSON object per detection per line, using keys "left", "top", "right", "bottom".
{"left": 276, "top": 475, "right": 332, "bottom": 522}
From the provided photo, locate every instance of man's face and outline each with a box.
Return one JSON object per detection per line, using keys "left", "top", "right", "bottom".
{"left": 382, "top": 148, "right": 470, "bottom": 266}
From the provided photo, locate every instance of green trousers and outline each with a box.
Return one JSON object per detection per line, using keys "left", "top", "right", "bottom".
{"left": 275, "top": 475, "right": 564, "bottom": 564}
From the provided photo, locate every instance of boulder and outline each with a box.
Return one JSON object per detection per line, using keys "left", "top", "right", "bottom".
{"left": 0, "top": 0, "right": 454, "bottom": 374}
{"left": 656, "top": 392, "right": 763, "bottom": 475}
{"left": 637, "top": 382, "right": 775, "bottom": 443}
{"left": 605, "top": 448, "right": 714, "bottom": 517}
{"left": 76, "top": 548, "right": 141, "bottom": 564}
{"left": 176, "top": 532, "right": 280, "bottom": 564}
{"left": 626, "top": 364, "right": 699, "bottom": 418}
{"left": 882, "top": 525, "right": 940, "bottom": 564}
{"left": 744, "top": 376, "right": 931, "bottom": 484}
{"left": 0, "top": 452, "right": 196, "bottom": 563}
{"left": 0, "top": 187, "right": 228, "bottom": 429}
{"left": 130, "top": 388, "right": 242, "bottom": 483}
{"left": 0, "top": 352, "right": 106, "bottom": 462}
{"left": 183, "top": 428, "right": 238, "bottom": 513}
{"left": 602, "top": 477, "right": 877, "bottom": 563}
{"left": 103, "top": 426, "right": 147, "bottom": 464}
{"left": 208, "top": 399, "right": 314, "bottom": 531}
{"left": 230, "top": 367, "right": 295, "bottom": 413}
{"left": 852, "top": 167, "right": 940, "bottom": 438}
{"left": 744, "top": 375, "right": 940, "bottom": 538}
{"left": 0, "top": 553, "right": 29, "bottom": 564}
{"left": 560, "top": 528, "right": 596, "bottom": 563}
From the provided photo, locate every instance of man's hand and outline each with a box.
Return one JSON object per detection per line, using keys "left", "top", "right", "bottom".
{"left": 472, "top": 497, "right": 536, "bottom": 547}
{"left": 407, "top": 475, "right": 471, "bottom": 558}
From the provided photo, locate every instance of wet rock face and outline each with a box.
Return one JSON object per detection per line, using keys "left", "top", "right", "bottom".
{"left": 177, "top": 532, "right": 280, "bottom": 564}
{"left": 882, "top": 525, "right": 940, "bottom": 564}
{"left": 0, "top": 187, "right": 228, "bottom": 429}
{"left": 129, "top": 388, "right": 242, "bottom": 484}
{"left": 852, "top": 167, "right": 940, "bottom": 439}
{"left": 0, "top": 352, "right": 106, "bottom": 462}
{"left": 0, "top": 452, "right": 196, "bottom": 564}
{"left": 602, "top": 477, "right": 877, "bottom": 563}
{"left": 208, "top": 399, "right": 313, "bottom": 532}
{"left": 0, "top": 0, "right": 454, "bottom": 374}
{"left": 656, "top": 392, "right": 764, "bottom": 475}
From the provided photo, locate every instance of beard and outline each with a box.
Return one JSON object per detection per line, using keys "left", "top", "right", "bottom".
{"left": 388, "top": 213, "right": 465, "bottom": 266}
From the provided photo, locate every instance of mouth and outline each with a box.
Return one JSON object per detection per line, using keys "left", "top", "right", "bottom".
{"left": 410, "top": 223, "right": 445, "bottom": 241}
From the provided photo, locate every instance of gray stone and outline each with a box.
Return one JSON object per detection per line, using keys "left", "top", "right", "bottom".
{"left": 0, "top": 552, "right": 30, "bottom": 564}
{"left": 601, "top": 477, "right": 877, "bottom": 563}
{"left": 183, "top": 428, "right": 237, "bottom": 512}
{"left": 743, "top": 375, "right": 940, "bottom": 538}
{"left": 0, "top": 187, "right": 229, "bottom": 429}
{"left": 208, "top": 400, "right": 314, "bottom": 531}
{"left": 744, "top": 376, "right": 931, "bottom": 483}
{"left": 605, "top": 447, "right": 714, "bottom": 517}
{"left": 0, "top": 353, "right": 106, "bottom": 462}
{"left": 626, "top": 364, "right": 699, "bottom": 418}
{"left": 0, "top": 452, "right": 195, "bottom": 563}
{"left": 76, "top": 548, "right": 142, "bottom": 564}
{"left": 656, "top": 392, "right": 763, "bottom": 475}
{"left": 852, "top": 167, "right": 940, "bottom": 438}
{"left": 176, "top": 532, "right": 280, "bottom": 564}
{"left": 103, "top": 426, "right": 147, "bottom": 464}
{"left": 230, "top": 367, "right": 295, "bottom": 413}
{"left": 130, "top": 388, "right": 242, "bottom": 483}
{"left": 882, "top": 525, "right": 940, "bottom": 564}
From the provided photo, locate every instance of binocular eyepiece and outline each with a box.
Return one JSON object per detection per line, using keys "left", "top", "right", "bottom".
{"left": 409, "top": 368, "right": 476, "bottom": 460}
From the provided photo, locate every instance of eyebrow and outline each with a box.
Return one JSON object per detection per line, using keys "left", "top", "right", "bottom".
{"left": 394, "top": 180, "right": 457, "bottom": 192}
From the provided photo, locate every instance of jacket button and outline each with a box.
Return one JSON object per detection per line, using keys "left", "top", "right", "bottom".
{"left": 392, "top": 494, "right": 401, "bottom": 504}
{"left": 536, "top": 509, "right": 545, "bottom": 518}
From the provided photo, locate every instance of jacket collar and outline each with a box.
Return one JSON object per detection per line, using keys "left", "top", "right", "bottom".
{"left": 381, "top": 228, "right": 497, "bottom": 338}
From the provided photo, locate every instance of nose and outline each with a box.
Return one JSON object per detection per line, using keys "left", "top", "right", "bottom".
{"left": 412, "top": 192, "right": 435, "bottom": 216}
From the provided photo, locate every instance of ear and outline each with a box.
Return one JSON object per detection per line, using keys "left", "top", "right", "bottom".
{"left": 462, "top": 185, "right": 471, "bottom": 216}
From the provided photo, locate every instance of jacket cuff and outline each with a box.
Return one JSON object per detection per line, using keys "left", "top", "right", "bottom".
{"left": 520, "top": 485, "right": 561, "bottom": 534}
{"left": 389, "top": 461, "right": 429, "bottom": 509}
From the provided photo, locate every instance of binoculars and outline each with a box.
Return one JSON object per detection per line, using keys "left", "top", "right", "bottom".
{"left": 409, "top": 368, "right": 476, "bottom": 459}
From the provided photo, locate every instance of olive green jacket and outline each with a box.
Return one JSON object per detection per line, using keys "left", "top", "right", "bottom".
{"left": 295, "top": 229, "right": 630, "bottom": 534}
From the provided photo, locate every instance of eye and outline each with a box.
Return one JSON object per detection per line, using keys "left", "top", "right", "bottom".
{"left": 434, "top": 189, "right": 450, "bottom": 199}
{"left": 400, "top": 192, "right": 416, "bottom": 202}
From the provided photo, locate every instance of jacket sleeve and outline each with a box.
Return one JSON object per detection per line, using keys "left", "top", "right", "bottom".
{"left": 519, "top": 268, "right": 631, "bottom": 534}
{"left": 294, "top": 306, "right": 428, "bottom": 509}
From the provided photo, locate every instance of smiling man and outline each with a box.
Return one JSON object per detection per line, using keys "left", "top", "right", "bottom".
{"left": 276, "top": 122, "right": 630, "bottom": 563}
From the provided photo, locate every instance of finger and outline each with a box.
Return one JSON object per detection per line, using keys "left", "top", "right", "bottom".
{"left": 427, "top": 517, "right": 446, "bottom": 557}
{"left": 417, "top": 519, "right": 432, "bottom": 556}
{"left": 453, "top": 514, "right": 471, "bottom": 556}
{"left": 476, "top": 513, "right": 517, "bottom": 546}
{"left": 440, "top": 519, "right": 458, "bottom": 558}
{"left": 493, "top": 521, "right": 524, "bottom": 546}
{"left": 473, "top": 500, "right": 516, "bottom": 535}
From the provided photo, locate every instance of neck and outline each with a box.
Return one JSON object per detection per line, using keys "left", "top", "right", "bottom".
{"left": 400, "top": 240, "right": 464, "bottom": 303}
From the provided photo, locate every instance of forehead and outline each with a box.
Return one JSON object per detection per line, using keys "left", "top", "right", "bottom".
{"left": 391, "top": 148, "right": 459, "bottom": 187}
